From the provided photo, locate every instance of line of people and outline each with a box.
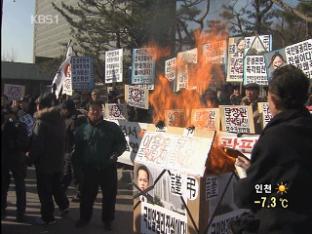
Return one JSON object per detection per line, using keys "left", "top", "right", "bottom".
{"left": 1, "top": 92, "right": 127, "bottom": 231}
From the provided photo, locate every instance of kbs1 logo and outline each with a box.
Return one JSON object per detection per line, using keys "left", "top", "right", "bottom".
{"left": 31, "top": 15, "right": 59, "bottom": 24}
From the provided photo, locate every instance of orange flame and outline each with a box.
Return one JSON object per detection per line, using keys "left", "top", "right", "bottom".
{"left": 149, "top": 29, "right": 228, "bottom": 127}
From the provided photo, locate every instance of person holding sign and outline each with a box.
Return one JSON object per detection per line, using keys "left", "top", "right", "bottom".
{"left": 73, "top": 101, "right": 127, "bottom": 230}
{"left": 233, "top": 65, "right": 312, "bottom": 234}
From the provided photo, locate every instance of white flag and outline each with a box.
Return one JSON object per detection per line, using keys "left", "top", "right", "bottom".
{"left": 51, "top": 46, "right": 74, "bottom": 98}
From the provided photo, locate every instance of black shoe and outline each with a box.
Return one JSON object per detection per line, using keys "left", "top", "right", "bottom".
{"left": 104, "top": 221, "right": 112, "bottom": 231}
{"left": 16, "top": 213, "right": 25, "bottom": 222}
{"left": 75, "top": 219, "right": 89, "bottom": 228}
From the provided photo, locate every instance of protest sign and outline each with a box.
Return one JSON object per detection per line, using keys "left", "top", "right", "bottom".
{"left": 3, "top": 84, "right": 25, "bottom": 101}
{"left": 202, "top": 39, "right": 227, "bottom": 64}
{"left": 176, "top": 48, "right": 197, "bottom": 91}
{"left": 105, "top": 49, "right": 123, "bottom": 83}
{"left": 243, "top": 35, "right": 272, "bottom": 86}
{"left": 226, "top": 37, "right": 245, "bottom": 82}
{"left": 165, "top": 109, "right": 186, "bottom": 127}
{"left": 131, "top": 48, "right": 156, "bottom": 84}
{"left": 71, "top": 56, "right": 94, "bottom": 92}
{"left": 258, "top": 102, "right": 273, "bottom": 128}
{"left": 220, "top": 105, "right": 255, "bottom": 134}
{"left": 285, "top": 39, "right": 312, "bottom": 79}
{"left": 125, "top": 85, "right": 149, "bottom": 109}
{"left": 133, "top": 126, "right": 215, "bottom": 233}
{"left": 106, "top": 120, "right": 148, "bottom": 166}
{"left": 136, "top": 84, "right": 155, "bottom": 90}
{"left": 218, "top": 131, "right": 259, "bottom": 158}
{"left": 191, "top": 108, "right": 220, "bottom": 130}
{"left": 104, "top": 103, "right": 128, "bottom": 120}
{"left": 263, "top": 49, "right": 287, "bottom": 81}
{"left": 165, "top": 57, "right": 177, "bottom": 82}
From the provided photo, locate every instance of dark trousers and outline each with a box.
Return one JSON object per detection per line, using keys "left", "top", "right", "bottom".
{"left": 1, "top": 164, "right": 26, "bottom": 215}
{"left": 79, "top": 165, "right": 117, "bottom": 223}
{"left": 36, "top": 170, "right": 69, "bottom": 222}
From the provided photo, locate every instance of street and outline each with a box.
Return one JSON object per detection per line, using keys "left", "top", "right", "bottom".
{"left": 1, "top": 166, "right": 134, "bottom": 234}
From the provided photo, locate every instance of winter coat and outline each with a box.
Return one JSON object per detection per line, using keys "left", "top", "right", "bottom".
{"left": 30, "top": 107, "right": 65, "bottom": 174}
{"left": 235, "top": 108, "right": 312, "bottom": 234}
{"left": 2, "top": 118, "right": 29, "bottom": 167}
{"left": 73, "top": 119, "right": 127, "bottom": 170}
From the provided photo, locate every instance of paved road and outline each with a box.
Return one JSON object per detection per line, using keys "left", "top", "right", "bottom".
{"left": 1, "top": 166, "right": 134, "bottom": 234}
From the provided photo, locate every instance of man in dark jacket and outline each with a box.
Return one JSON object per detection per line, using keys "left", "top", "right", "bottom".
{"left": 1, "top": 109, "right": 29, "bottom": 222}
{"left": 234, "top": 65, "right": 312, "bottom": 234}
{"left": 30, "top": 93, "right": 69, "bottom": 224}
{"left": 73, "top": 101, "right": 127, "bottom": 230}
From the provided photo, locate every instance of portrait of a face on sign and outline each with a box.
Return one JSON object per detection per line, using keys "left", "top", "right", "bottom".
{"left": 134, "top": 164, "right": 154, "bottom": 203}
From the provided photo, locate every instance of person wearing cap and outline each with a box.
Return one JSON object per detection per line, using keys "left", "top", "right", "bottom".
{"left": 233, "top": 65, "right": 312, "bottom": 234}
{"left": 241, "top": 83, "right": 265, "bottom": 133}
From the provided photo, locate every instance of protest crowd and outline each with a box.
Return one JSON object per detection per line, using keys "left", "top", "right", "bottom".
{"left": 2, "top": 33, "right": 312, "bottom": 234}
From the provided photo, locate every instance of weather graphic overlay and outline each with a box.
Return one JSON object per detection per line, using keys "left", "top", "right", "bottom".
{"left": 253, "top": 182, "right": 289, "bottom": 209}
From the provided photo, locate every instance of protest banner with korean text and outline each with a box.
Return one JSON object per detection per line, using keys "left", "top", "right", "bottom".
{"left": 243, "top": 35, "right": 272, "bottom": 86}
{"left": 263, "top": 49, "right": 287, "bottom": 81}
{"left": 125, "top": 85, "right": 149, "bottom": 109}
{"left": 3, "top": 84, "right": 25, "bottom": 101}
{"left": 176, "top": 48, "right": 197, "bottom": 91}
{"left": 258, "top": 102, "right": 273, "bottom": 129}
{"left": 226, "top": 37, "right": 245, "bottom": 82}
{"left": 220, "top": 105, "right": 255, "bottom": 134}
{"left": 71, "top": 56, "right": 94, "bottom": 92}
{"left": 202, "top": 39, "right": 227, "bottom": 65}
{"left": 131, "top": 48, "right": 156, "bottom": 84}
{"left": 165, "top": 57, "right": 177, "bottom": 82}
{"left": 105, "top": 49, "right": 123, "bottom": 83}
{"left": 191, "top": 108, "right": 220, "bottom": 131}
{"left": 285, "top": 39, "right": 312, "bottom": 79}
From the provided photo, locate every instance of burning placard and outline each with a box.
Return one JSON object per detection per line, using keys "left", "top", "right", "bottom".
{"left": 220, "top": 105, "right": 255, "bottom": 134}
{"left": 258, "top": 102, "right": 273, "bottom": 128}
{"left": 202, "top": 39, "right": 227, "bottom": 64}
{"left": 131, "top": 48, "right": 156, "bottom": 84}
{"left": 125, "top": 85, "right": 149, "bottom": 109}
{"left": 191, "top": 108, "right": 220, "bottom": 130}
{"left": 165, "top": 57, "right": 177, "bottom": 82}
{"left": 105, "top": 49, "right": 123, "bottom": 83}
{"left": 165, "top": 109, "right": 186, "bottom": 127}
{"left": 243, "top": 35, "right": 272, "bottom": 86}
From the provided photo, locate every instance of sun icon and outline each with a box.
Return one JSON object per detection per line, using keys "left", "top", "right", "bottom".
{"left": 275, "top": 182, "right": 288, "bottom": 195}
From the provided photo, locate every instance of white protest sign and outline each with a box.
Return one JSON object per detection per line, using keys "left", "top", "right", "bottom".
{"left": 191, "top": 108, "right": 220, "bottom": 130}
{"left": 202, "top": 39, "right": 227, "bottom": 64}
{"left": 125, "top": 85, "right": 149, "bottom": 109}
{"left": 285, "top": 39, "right": 312, "bottom": 79}
{"left": 226, "top": 37, "right": 245, "bottom": 82}
{"left": 3, "top": 84, "right": 25, "bottom": 101}
{"left": 165, "top": 57, "right": 177, "bottom": 81}
{"left": 135, "top": 131, "right": 214, "bottom": 177}
{"left": 220, "top": 105, "right": 255, "bottom": 134}
{"left": 258, "top": 102, "right": 273, "bottom": 128}
{"left": 105, "top": 49, "right": 123, "bottom": 83}
{"left": 131, "top": 48, "right": 155, "bottom": 84}
{"left": 165, "top": 109, "right": 186, "bottom": 127}
{"left": 71, "top": 56, "right": 94, "bottom": 91}
{"left": 243, "top": 35, "right": 272, "bottom": 86}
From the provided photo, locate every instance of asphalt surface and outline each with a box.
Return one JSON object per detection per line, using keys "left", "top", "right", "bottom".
{"left": 1, "top": 166, "right": 134, "bottom": 234}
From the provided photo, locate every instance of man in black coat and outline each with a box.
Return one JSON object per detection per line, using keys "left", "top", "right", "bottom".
{"left": 1, "top": 109, "right": 29, "bottom": 222}
{"left": 73, "top": 101, "right": 127, "bottom": 231}
{"left": 30, "top": 93, "right": 69, "bottom": 224}
{"left": 234, "top": 65, "right": 312, "bottom": 234}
